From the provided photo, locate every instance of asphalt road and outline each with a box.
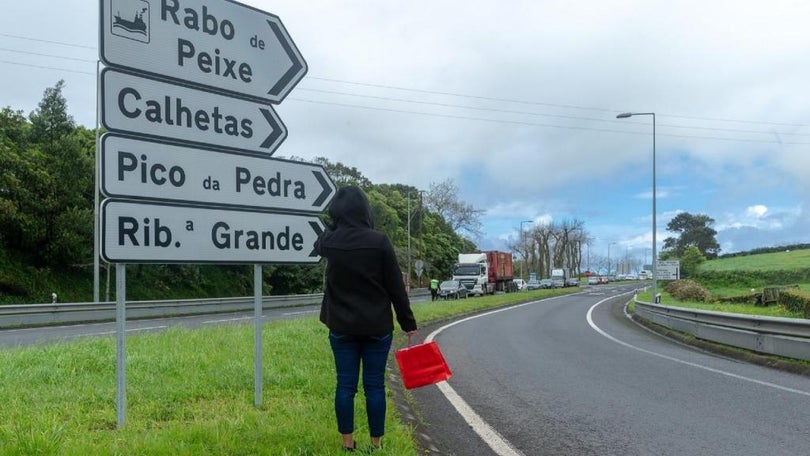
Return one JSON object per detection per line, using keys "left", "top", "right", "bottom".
{"left": 408, "top": 285, "right": 810, "bottom": 455}
{"left": 0, "top": 293, "right": 431, "bottom": 346}
{"left": 0, "top": 305, "right": 322, "bottom": 347}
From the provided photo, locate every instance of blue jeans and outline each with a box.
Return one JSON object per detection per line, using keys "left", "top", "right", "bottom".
{"left": 328, "top": 331, "right": 393, "bottom": 437}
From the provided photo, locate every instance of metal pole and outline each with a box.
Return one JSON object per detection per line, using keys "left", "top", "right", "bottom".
{"left": 652, "top": 113, "right": 657, "bottom": 303}
{"left": 407, "top": 193, "right": 411, "bottom": 289}
{"left": 616, "top": 111, "right": 656, "bottom": 301}
{"left": 254, "top": 264, "right": 263, "bottom": 407}
{"left": 116, "top": 263, "right": 126, "bottom": 428}
{"left": 520, "top": 220, "right": 532, "bottom": 280}
{"left": 94, "top": 61, "right": 101, "bottom": 303}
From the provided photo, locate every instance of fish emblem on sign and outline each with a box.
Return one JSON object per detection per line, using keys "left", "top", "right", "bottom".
{"left": 111, "top": 0, "right": 150, "bottom": 43}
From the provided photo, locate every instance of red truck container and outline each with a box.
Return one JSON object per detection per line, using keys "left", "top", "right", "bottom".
{"left": 486, "top": 250, "right": 514, "bottom": 289}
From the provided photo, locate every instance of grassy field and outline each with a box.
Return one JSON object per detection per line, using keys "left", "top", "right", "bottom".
{"left": 634, "top": 289, "right": 806, "bottom": 318}
{"left": 0, "top": 288, "right": 574, "bottom": 456}
{"left": 700, "top": 249, "right": 810, "bottom": 272}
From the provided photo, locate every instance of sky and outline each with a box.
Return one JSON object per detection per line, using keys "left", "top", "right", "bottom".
{"left": 2, "top": 0, "right": 810, "bottom": 269}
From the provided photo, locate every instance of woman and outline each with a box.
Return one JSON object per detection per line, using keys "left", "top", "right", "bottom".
{"left": 314, "top": 185, "right": 418, "bottom": 452}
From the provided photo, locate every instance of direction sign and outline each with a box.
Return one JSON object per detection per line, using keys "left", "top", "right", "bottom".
{"left": 100, "top": 134, "right": 335, "bottom": 212}
{"left": 101, "top": 200, "right": 324, "bottom": 263}
{"left": 100, "top": 0, "right": 307, "bottom": 104}
{"left": 101, "top": 68, "right": 286, "bottom": 155}
{"left": 656, "top": 260, "right": 680, "bottom": 280}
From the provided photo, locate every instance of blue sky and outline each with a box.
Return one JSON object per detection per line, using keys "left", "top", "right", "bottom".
{"left": 2, "top": 0, "right": 809, "bottom": 265}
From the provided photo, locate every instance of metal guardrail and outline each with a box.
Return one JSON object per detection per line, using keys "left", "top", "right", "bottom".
{"left": 0, "top": 289, "right": 431, "bottom": 329}
{"left": 633, "top": 298, "right": 810, "bottom": 361}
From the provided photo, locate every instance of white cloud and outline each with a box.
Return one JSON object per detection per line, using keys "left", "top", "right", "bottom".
{"left": 747, "top": 205, "right": 768, "bottom": 218}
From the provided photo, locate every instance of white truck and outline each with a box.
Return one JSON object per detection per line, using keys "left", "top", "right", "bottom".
{"left": 452, "top": 251, "right": 515, "bottom": 296}
{"left": 550, "top": 267, "right": 571, "bottom": 288}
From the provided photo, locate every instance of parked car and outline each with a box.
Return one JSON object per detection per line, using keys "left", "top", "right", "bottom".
{"left": 539, "top": 278, "right": 554, "bottom": 289}
{"left": 526, "top": 279, "right": 542, "bottom": 290}
{"left": 438, "top": 280, "right": 469, "bottom": 299}
{"left": 565, "top": 277, "right": 579, "bottom": 287}
{"left": 513, "top": 279, "right": 527, "bottom": 291}
{"left": 587, "top": 276, "right": 599, "bottom": 285}
{"left": 598, "top": 276, "right": 609, "bottom": 284}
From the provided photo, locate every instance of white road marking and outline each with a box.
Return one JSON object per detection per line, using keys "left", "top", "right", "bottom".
{"left": 202, "top": 316, "right": 253, "bottom": 324}
{"left": 586, "top": 296, "right": 810, "bottom": 397}
{"left": 78, "top": 325, "right": 168, "bottom": 337}
{"left": 282, "top": 310, "right": 319, "bottom": 316}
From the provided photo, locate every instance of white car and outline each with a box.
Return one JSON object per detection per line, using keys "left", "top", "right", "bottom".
{"left": 513, "top": 279, "right": 527, "bottom": 291}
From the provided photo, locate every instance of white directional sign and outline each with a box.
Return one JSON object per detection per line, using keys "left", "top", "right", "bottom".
{"left": 101, "top": 68, "right": 286, "bottom": 155}
{"left": 101, "top": 200, "right": 325, "bottom": 263}
{"left": 100, "top": 0, "right": 307, "bottom": 104}
{"left": 656, "top": 260, "right": 680, "bottom": 280}
{"left": 100, "top": 134, "right": 335, "bottom": 212}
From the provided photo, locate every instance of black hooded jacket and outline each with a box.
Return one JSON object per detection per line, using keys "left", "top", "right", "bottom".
{"left": 314, "top": 186, "right": 417, "bottom": 335}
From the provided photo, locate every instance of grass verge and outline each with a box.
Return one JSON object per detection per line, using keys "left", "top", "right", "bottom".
{"left": 0, "top": 288, "right": 574, "bottom": 455}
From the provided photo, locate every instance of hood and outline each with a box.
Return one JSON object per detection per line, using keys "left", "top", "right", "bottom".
{"left": 328, "top": 185, "right": 374, "bottom": 229}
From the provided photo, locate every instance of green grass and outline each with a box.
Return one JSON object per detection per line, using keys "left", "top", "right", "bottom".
{"left": 701, "top": 248, "right": 810, "bottom": 272}
{"left": 635, "top": 289, "right": 806, "bottom": 318}
{"left": 0, "top": 288, "right": 575, "bottom": 455}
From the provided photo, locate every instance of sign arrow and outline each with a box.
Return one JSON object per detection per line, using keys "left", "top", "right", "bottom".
{"left": 101, "top": 68, "right": 287, "bottom": 155}
{"left": 308, "top": 221, "right": 324, "bottom": 258}
{"left": 100, "top": 0, "right": 307, "bottom": 104}
{"left": 312, "top": 170, "right": 334, "bottom": 208}
{"left": 100, "top": 133, "right": 335, "bottom": 212}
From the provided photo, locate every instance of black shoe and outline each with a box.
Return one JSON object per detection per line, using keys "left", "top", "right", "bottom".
{"left": 342, "top": 441, "right": 356, "bottom": 452}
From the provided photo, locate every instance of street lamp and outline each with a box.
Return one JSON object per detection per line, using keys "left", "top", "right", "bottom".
{"left": 407, "top": 190, "right": 425, "bottom": 288}
{"left": 617, "top": 111, "right": 657, "bottom": 303}
{"left": 520, "top": 220, "right": 532, "bottom": 280}
{"left": 607, "top": 241, "right": 616, "bottom": 277}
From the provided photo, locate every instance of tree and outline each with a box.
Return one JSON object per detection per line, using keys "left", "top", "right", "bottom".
{"left": 424, "top": 178, "right": 484, "bottom": 239}
{"left": 0, "top": 82, "right": 95, "bottom": 266}
{"left": 312, "top": 156, "right": 372, "bottom": 189}
{"left": 662, "top": 212, "right": 720, "bottom": 259}
{"left": 679, "top": 246, "right": 706, "bottom": 278}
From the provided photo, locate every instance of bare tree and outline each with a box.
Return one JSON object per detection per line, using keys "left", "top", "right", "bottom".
{"left": 530, "top": 222, "right": 554, "bottom": 278}
{"left": 425, "top": 178, "right": 484, "bottom": 239}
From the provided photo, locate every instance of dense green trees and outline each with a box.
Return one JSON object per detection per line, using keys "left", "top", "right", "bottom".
{"left": 1, "top": 82, "right": 478, "bottom": 302}
{"left": 1, "top": 82, "right": 95, "bottom": 267}
{"left": 662, "top": 212, "right": 721, "bottom": 259}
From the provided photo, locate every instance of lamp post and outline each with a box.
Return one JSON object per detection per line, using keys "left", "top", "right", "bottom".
{"left": 617, "top": 111, "right": 657, "bottom": 302}
{"left": 407, "top": 190, "right": 425, "bottom": 289}
{"left": 607, "top": 241, "right": 616, "bottom": 277}
{"left": 520, "top": 220, "right": 532, "bottom": 280}
{"left": 587, "top": 241, "right": 591, "bottom": 273}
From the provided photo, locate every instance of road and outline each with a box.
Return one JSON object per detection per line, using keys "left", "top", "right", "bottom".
{"left": 0, "top": 292, "right": 431, "bottom": 346}
{"left": 0, "top": 305, "right": 322, "bottom": 347}
{"left": 408, "top": 285, "right": 810, "bottom": 455}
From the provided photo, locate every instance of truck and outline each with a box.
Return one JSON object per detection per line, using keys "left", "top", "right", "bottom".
{"left": 452, "top": 251, "right": 516, "bottom": 296}
{"left": 550, "top": 267, "right": 571, "bottom": 288}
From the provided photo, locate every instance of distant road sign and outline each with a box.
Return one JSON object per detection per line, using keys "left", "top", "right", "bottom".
{"left": 101, "top": 68, "right": 286, "bottom": 155}
{"left": 100, "top": 0, "right": 307, "bottom": 104}
{"left": 101, "top": 200, "right": 324, "bottom": 263}
{"left": 656, "top": 260, "right": 680, "bottom": 280}
{"left": 100, "top": 134, "right": 335, "bottom": 212}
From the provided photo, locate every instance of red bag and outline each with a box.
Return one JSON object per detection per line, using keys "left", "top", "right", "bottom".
{"left": 395, "top": 336, "right": 452, "bottom": 389}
